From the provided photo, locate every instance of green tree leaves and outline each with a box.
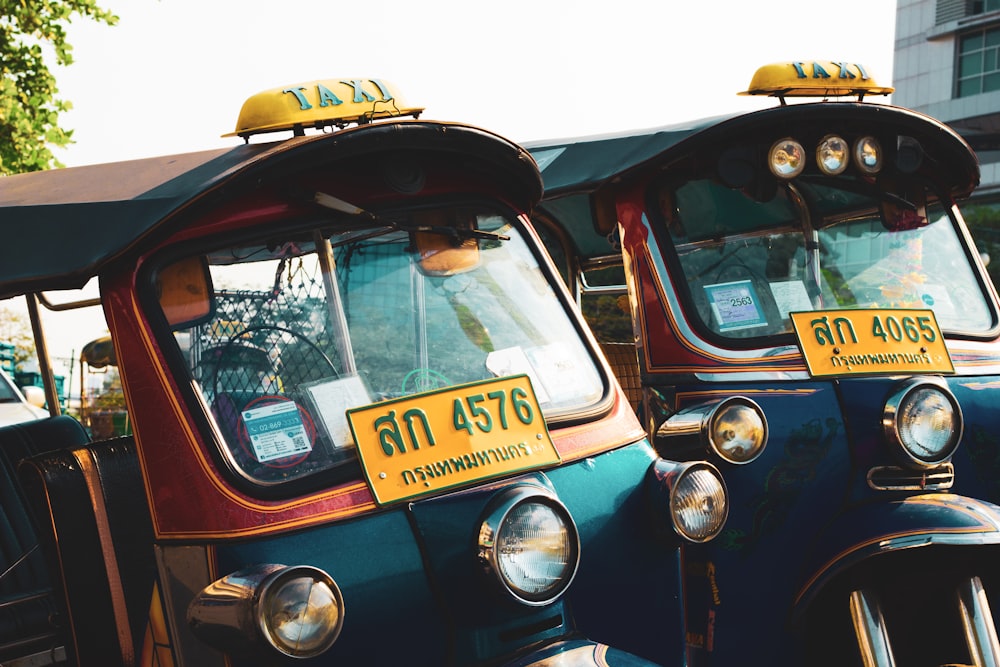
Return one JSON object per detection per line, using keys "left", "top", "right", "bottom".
{"left": 0, "top": 0, "right": 117, "bottom": 174}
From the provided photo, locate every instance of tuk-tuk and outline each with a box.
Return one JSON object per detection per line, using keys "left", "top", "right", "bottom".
{"left": 0, "top": 79, "right": 726, "bottom": 666}
{"left": 78, "top": 335, "right": 130, "bottom": 439}
{"left": 526, "top": 61, "right": 1000, "bottom": 666}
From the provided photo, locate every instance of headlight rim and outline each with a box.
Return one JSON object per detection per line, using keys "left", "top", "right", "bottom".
{"left": 882, "top": 376, "right": 963, "bottom": 469}
{"left": 705, "top": 396, "right": 769, "bottom": 465}
{"left": 853, "top": 135, "right": 883, "bottom": 175}
{"left": 768, "top": 137, "right": 807, "bottom": 179}
{"left": 669, "top": 461, "right": 730, "bottom": 543}
{"left": 187, "top": 563, "right": 344, "bottom": 661}
{"left": 477, "top": 485, "right": 580, "bottom": 607}
{"left": 816, "top": 134, "right": 850, "bottom": 176}
{"left": 256, "top": 565, "right": 345, "bottom": 659}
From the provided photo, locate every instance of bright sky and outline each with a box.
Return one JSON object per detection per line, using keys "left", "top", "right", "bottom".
{"left": 54, "top": 0, "right": 900, "bottom": 167}
{"left": 15, "top": 0, "right": 902, "bottom": 389}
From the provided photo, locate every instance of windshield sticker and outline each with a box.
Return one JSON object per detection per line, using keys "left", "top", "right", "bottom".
{"left": 485, "top": 347, "right": 550, "bottom": 403}
{"left": 704, "top": 280, "right": 767, "bottom": 331}
{"left": 917, "top": 284, "right": 956, "bottom": 319}
{"left": 525, "top": 343, "right": 593, "bottom": 401}
{"left": 304, "top": 375, "right": 371, "bottom": 448}
{"left": 770, "top": 280, "right": 813, "bottom": 319}
{"left": 240, "top": 398, "right": 313, "bottom": 463}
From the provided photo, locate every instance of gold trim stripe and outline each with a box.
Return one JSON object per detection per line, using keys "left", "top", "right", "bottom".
{"left": 73, "top": 447, "right": 135, "bottom": 663}
{"left": 141, "top": 581, "right": 176, "bottom": 667}
{"left": 793, "top": 494, "right": 1000, "bottom": 607}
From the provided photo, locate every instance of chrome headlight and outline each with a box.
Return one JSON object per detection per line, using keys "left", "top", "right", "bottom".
{"left": 647, "top": 459, "right": 729, "bottom": 543}
{"left": 853, "top": 135, "right": 883, "bottom": 174}
{"left": 656, "top": 396, "right": 768, "bottom": 464}
{"left": 883, "top": 378, "right": 962, "bottom": 468}
{"left": 478, "top": 486, "right": 580, "bottom": 606}
{"left": 768, "top": 138, "right": 806, "bottom": 178}
{"left": 188, "top": 564, "right": 344, "bottom": 659}
{"left": 707, "top": 397, "right": 768, "bottom": 464}
{"left": 816, "top": 135, "right": 849, "bottom": 175}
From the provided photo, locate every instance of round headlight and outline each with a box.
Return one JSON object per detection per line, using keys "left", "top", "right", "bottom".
{"left": 671, "top": 463, "right": 729, "bottom": 542}
{"left": 708, "top": 397, "right": 768, "bottom": 464}
{"left": 853, "top": 136, "right": 883, "bottom": 175}
{"left": 768, "top": 138, "right": 806, "bottom": 178}
{"left": 478, "top": 487, "right": 580, "bottom": 606}
{"left": 816, "top": 135, "right": 850, "bottom": 175}
{"left": 883, "top": 378, "right": 962, "bottom": 468}
{"left": 258, "top": 567, "right": 344, "bottom": 658}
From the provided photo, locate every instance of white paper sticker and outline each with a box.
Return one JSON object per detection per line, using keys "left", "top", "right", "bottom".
{"left": 769, "top": 280, "right": 813, "bottom": 319}
{"left": 305, "top": 375, "right": 371, "bottom": 448}
{"left": 486, "top": 347, "right": 550, "bottom": 404}
{"left": 918, "top": 284, "right": 956, "bottom": 318}
{"left": 525, "top": 343, "right": 593, "bottom": 402}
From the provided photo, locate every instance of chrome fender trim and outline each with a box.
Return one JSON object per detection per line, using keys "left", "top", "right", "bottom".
{"left": 501, "top": 639, "right": 660, "bottom": 666}
{"left": 792, "top": 493, "right": 1000, "bottom": 618}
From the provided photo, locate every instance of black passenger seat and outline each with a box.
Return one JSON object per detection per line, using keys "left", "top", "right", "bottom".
{"left": 0, "top": 415, "right": 90, "bottom": 662}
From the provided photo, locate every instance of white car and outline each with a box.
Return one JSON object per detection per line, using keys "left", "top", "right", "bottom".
{"left": 0, "top": 368, "right": 48, "bottom": 426}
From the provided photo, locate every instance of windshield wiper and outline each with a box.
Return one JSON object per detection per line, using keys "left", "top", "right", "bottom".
{"left": 401, "top": 225, "right": 509, "bottom": 242}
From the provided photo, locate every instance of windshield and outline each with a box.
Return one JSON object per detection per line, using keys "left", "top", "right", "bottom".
{"left": 159, "top": 204, "right": 603, "bottom": 486}
{"left": 661, "top": 178, "right": 994, "bottom": 341}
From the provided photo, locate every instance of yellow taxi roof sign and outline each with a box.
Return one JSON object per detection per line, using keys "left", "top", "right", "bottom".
{"left": 224, "top": 78, "right": 424, "bottom": 139}
{"left": 739, "top": 61, "right": 894, "bottom": 99}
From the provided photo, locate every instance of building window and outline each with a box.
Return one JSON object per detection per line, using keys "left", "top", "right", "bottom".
{"left": 971, "top": 0, "right": 1000, "bottom": 14}
{"left": 937, "top": 0, "right": 1000, "bottom": 26}
{"left": 957, "top": 25, "right": 1000, "bottom": 96}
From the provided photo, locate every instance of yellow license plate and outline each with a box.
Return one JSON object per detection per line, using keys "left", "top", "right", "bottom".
{"left": 790, "top": 309, "right": 954, "bottom": 378}
{"left": 347, "top": 375, "right": 560, "bottom": 506}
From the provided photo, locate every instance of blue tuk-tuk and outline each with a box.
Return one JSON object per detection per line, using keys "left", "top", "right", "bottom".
{"left": 526, "top": 61, "right": 1000, "bottom": 666}
{"left": 0, "top": 78, "right": 726, "bottom": 666}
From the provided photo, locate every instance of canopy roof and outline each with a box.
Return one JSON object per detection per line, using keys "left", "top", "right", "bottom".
{"left": 522, "top": 114, "right": 733, "bottom": 197}
{"left": 0, "top": 121, "right": 542, "bottom": 300}
{"left": 526, "top": 102, "right": 980, "bottom": 261}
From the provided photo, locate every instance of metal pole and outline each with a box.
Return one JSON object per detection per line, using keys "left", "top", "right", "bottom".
{"left": 25, "top": 293, "right": 61, "bottom": 416}
{"left": 957, "top": 576, "right": 1000, "bottom": 667}
{"left": 313, "top": 231, "right": 356, "bottom": 374}
{"left": 850, "top": 588, "right": 897, "bottom": 667}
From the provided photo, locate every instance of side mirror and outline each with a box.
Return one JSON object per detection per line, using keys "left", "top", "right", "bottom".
{"left": 157, "top": 256, "right": 213, "bottom": 328}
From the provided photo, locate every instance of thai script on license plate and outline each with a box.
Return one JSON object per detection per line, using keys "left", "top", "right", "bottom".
{"left": 348, "top": 374, "right": 560, "bottom": 505}
{"left": 790, "top": 308, "right": 953, "bottom": 378}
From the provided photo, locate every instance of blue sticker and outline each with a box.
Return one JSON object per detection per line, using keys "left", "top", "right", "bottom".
{"left": 704, "top": 280, "right": 767, "bottom": 331}
{"left": 242, "top": 400, "right": 312, "bottom": 462}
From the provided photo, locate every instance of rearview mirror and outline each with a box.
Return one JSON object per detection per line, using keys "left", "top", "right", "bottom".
{"left": 413, "top": 210, "right": 480, "bottom": 276}
{"left": 414, "top": 233, "right": 479, "bottom": 276}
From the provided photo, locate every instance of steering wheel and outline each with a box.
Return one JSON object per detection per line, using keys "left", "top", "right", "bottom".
{"left": 210, "top": 324, "right": 338, "bottom": 401}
